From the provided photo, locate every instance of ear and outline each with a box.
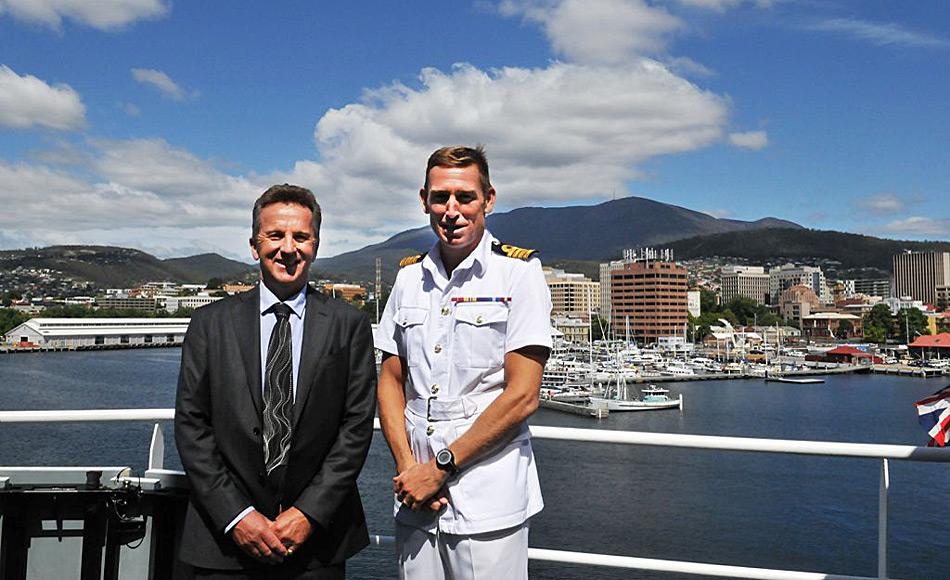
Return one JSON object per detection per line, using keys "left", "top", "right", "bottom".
{"left": 419, "top": 188, "right": 430, "bottom": 214}
{"left": 250, "top": 237, "right": 260, "bottom": 261}
{"left": 484, "top": 187, "right": 496, "bottom": 214}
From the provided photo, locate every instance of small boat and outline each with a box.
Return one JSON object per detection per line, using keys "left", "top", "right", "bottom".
{"left": 589, "top": 393, "right": 683, "bottom": 412}
{"left": 640, "top": 384, "right": 669, "bottom": 395}
{"left": 765, "top": 376, "right": 825, "bottom": 384}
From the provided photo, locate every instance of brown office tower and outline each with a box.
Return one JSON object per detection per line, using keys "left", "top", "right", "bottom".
{"left": 609, "top": 252, "right": 688, "bottom": 343}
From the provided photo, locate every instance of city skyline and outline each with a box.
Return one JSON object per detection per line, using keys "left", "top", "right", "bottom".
{"left": 0, "top": 0, "right": 947, "bottom": 261}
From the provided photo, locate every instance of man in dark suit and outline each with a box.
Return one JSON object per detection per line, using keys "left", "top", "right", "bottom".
{"left": 175, "top": 184, "right": 377, "bottom": 579}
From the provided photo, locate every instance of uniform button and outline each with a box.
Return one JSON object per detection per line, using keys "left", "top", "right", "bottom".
{"left": 253, "top": 427, "right": 261, "bottom": 436}
{"left": 431, "top": 384, "right": 440, "bottom": 394}
{"left": 258, "top": 471, "right": 266, "bottom": 482}
{"left": 426, "top": 426, "right": 434, "bottom": 436}
{"left": 434, "top": 344, "right": 442, "bottom": 354}
{"left": 441, "top": 306, "right": 450, "bottom": 316}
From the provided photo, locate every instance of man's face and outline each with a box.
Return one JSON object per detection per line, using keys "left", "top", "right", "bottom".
{"left": 250, "top": 202, "right": 318, "bottom": 298}
{"left": 420, "top": 164, "right": 495, "bottom": 259}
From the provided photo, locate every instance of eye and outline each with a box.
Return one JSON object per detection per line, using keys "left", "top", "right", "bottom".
{"left": 294, "top": 233, "right": 312, "bottom": 243}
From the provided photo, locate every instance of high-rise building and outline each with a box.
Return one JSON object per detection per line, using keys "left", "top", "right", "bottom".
{"left": 608, "top": 249, "right": 688, "bottom": 343}
{"left": 720, "top": 265, "right": 770, "bottom": 305}
{"left": 892, "top": 251, "right": 950, "bottom": 305}
{"left": 853, "top": 278, "right": 891, "bottom": 299}
{"left": 544, "top": 268, "right": 600, "bottom": 321}
{"left": 769, "top": 264, "right": 829, "bottom": 304}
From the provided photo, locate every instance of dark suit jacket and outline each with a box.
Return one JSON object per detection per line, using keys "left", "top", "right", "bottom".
{"left": 174, "top": 284, "right": 377, "bottom": 570}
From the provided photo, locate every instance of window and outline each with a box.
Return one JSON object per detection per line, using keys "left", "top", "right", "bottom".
{"left": 120, "top": 335, "right": 130, "bottom": 344}
{"left": 95, "top": 336, "right": 104, "bottom": 345}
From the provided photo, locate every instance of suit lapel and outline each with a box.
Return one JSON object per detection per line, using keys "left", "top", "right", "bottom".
{"left": 234, "top": 285, "right": 264, "bottom": 417}
{"left": 293, "top": 286, "right": 331, "bottom": 428}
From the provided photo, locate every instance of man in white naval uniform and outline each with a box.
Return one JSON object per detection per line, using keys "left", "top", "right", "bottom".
{"left": 376, "top": 146, "right": 552, "bottom": 579}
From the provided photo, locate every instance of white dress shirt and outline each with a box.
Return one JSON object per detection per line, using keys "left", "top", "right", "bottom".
{"left": 224, "top": 282, "right": 308, "bottom": 533}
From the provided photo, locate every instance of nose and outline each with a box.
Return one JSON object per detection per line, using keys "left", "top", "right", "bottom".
{"left": 279, "top": 234, "right": 296, "bottom": 254}
{"left": 444, "top": 195, "right": 460, "bottom": 219}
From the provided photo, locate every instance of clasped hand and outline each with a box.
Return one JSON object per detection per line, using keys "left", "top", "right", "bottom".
{"left": 231, "top": 507, "right": 313, "bottom": 564}
{"left": 393, "top": 460, "right": 450, "bottom": 512}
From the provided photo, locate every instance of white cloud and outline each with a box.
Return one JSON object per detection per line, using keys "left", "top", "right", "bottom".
{"left": 0, "top": 65, "right": 85, "bottom": 130}
{"left": 0, "top": 0, "right": 168, "bottom": 30}
{"left": 728, "top": 130, "right": 767, "bottom": 150}
{"left": 308, "top": 61, "right": 727, "bottom": 227}
{"left": 809, "top": 18, "right": 949, "bottom": 49}
{"left": 882, "top": 217, "right": 950, "bottom": 238}
{"left": 131, "top": 68, "right": 194, "bottom": 101}
{"left": 0, "top": 56, "right": 732, "bottom": 258}
{"left": 704, "top": 208, "right": 732, "bottom": 218}
{"left": 674, "top": 0, "right": 776, "bottom": 11}
{"left": 499, "top": 0, "right": 683, "bottom": 63}
{"left": 856, "top": 193, "right": 907, "bottom": 215}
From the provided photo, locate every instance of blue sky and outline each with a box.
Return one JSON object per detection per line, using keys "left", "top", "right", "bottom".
{"left": 0, "top": 0, "right": 947, "bottom": 260}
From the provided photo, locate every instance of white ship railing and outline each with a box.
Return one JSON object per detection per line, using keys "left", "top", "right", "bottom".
{"left": 3, "top": 408, "right": 949, "bottom": 580}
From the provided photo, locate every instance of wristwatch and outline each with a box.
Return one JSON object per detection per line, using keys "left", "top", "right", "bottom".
{"left": 435, "top": 448, "right": 458, "bottom": 475}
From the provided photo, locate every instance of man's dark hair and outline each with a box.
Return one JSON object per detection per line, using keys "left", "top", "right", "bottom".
{"left": 251, "top": 184, "right": 322, "bottom": 239}
{"left": 423, "top": 145, "right": 492, "bottom": 195}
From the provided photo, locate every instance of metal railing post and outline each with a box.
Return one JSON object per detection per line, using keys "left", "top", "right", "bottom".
{"left": 878, "top": 458, "right": 889, "bottom": 579}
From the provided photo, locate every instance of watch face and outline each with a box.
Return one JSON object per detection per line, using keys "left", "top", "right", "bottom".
{"left": 437, "top": 449, "right": 452, "bottom": 465}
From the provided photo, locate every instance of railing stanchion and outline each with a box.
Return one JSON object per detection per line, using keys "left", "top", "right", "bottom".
{"left": 878, "top": 458, "right": 889, "bottom": 579}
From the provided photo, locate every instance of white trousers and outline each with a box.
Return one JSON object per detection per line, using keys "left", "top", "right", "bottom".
{"left": 396, "top": 521, "right": 529, "bottom": 580}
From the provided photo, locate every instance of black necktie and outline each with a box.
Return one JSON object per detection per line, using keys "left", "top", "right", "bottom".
{"left": 263, "top": 303, "right": 294, "bottom": 480}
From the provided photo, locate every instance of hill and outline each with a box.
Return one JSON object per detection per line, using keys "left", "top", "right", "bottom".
{"left": 667, "top": 228, "right": 950, "bottom": 277}
{"left": 314, "top": 196, "right": 801, "bottom": 283}
{"left": 0, "top": 246, "right": 253, "bottom": 287}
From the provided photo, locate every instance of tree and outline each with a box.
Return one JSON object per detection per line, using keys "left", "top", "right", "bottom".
{"left": 699, "top": 288, "right": 719, "bottom": 314}
{"left": 837, "top": 319, "right": 854, "bottom": 338}
{"left": 206, "top": 277, "right": 224, "bottom": 289}
{"left": 0, "top": 308, "right": 29, "bottom": 336}
{"left": 863, "top": 303, "right": 893, "bottom": 343}
{"left": 896, "top": 308, "right": 928, "bottom": 344}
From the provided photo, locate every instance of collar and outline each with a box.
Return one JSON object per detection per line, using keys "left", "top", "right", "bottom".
{"left": 423, "top": 230, "right": 494, "bottom": 283}
{"left": 259, "top": 282, "right": 307, "bottom": 319}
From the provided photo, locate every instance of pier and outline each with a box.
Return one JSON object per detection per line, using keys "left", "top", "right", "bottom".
{"left": 540, "top": 398, "right": 609, "bottom": 418}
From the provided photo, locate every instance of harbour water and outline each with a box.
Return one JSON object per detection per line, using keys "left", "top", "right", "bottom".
{"left": 1, "top": 349, "right": 948, "bottom": 579}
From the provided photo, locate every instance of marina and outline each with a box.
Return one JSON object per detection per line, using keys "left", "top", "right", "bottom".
{"left": 2, "top": 349, "right": 949, "bottom": 579}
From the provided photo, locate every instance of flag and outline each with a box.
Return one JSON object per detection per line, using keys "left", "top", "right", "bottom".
{"left": 914, "top": 385, "right": 950, "bottom": 447}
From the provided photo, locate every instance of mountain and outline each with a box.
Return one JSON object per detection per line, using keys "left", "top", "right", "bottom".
{"left": 0, "top": 246, "right": 254, "bottom": 287}
{"left": 314, "top": 196, "right": 801, "bottom": 282}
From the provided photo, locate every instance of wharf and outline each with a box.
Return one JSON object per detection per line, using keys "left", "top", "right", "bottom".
{"left": 0, "top": 343, "right": 181, "bottom": 354}
{"left": 871, "top": 364, "right": 946, "bottom": 378}
{"left": 539, "top": 398, "right": 608, "bottom": 418}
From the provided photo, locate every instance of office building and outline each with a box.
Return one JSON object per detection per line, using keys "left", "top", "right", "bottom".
{"left": 721, "top": 266, "right": 770, "bottom": 305}
{"left": 892, "top": 251, "right": 950, "bottom": 305}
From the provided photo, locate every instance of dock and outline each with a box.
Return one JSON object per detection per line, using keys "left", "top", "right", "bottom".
{"left": 539, "top": 398, "right": 608, "bottom": 418}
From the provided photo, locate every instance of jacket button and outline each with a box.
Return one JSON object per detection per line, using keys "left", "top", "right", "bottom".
{"left": 253, "top": 427, "right": 261, "bottom": 436}
{"left": 258, "top": 471, "right": 266, "bottom": 482}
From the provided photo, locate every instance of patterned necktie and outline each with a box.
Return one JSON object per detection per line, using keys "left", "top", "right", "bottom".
{"left": 263, "top": 303, "right": 294, "bottom": 477}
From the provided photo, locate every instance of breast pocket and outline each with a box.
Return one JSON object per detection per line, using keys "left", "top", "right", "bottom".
{"left": 454, "top": 303, "right": 508, "bottom": 369}
{"left": 395, "top": 306, "right": 428, "bottom": 367}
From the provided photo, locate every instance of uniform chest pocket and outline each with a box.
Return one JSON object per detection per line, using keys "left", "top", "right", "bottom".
{"left": 453, "top": 304, "right": 508, "bottom": 369}
{"left": 395, "top": 307, "right": 428, "bottom": 367}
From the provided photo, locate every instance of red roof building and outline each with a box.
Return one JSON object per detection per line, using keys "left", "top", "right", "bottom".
{"left": 909, "top": 333, "right": 950, "bottom": 351}
{"left": 808, "top": 346, "right": 883, "bottom": 365}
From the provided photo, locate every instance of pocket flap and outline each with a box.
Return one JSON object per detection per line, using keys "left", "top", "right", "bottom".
{"left": 455, "top": 304, "right": 509, "bottom": 326}
{"left": 395, "top": 307, "right": 428, "bottom": 328}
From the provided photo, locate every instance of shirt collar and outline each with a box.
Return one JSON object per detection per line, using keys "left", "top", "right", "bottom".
{"left": 259, "top": 282, "right": 307, "bottom": 318}
{"left": 423, "top": 230, "right": 494, "bottom": 282}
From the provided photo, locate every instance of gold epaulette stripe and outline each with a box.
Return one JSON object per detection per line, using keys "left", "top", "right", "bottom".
{"left": 399, "top": 253, "right": 426, "bottom": 267}
{"left": 492, "top": 242, "right": 538, "bottom": 261}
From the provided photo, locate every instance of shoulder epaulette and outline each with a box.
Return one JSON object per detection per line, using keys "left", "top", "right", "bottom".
{"left": 491, "top": 241, "right": 538, "bottom": 261}
{"left": 399, "top": 252, "right": 426, "bottom": 267}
